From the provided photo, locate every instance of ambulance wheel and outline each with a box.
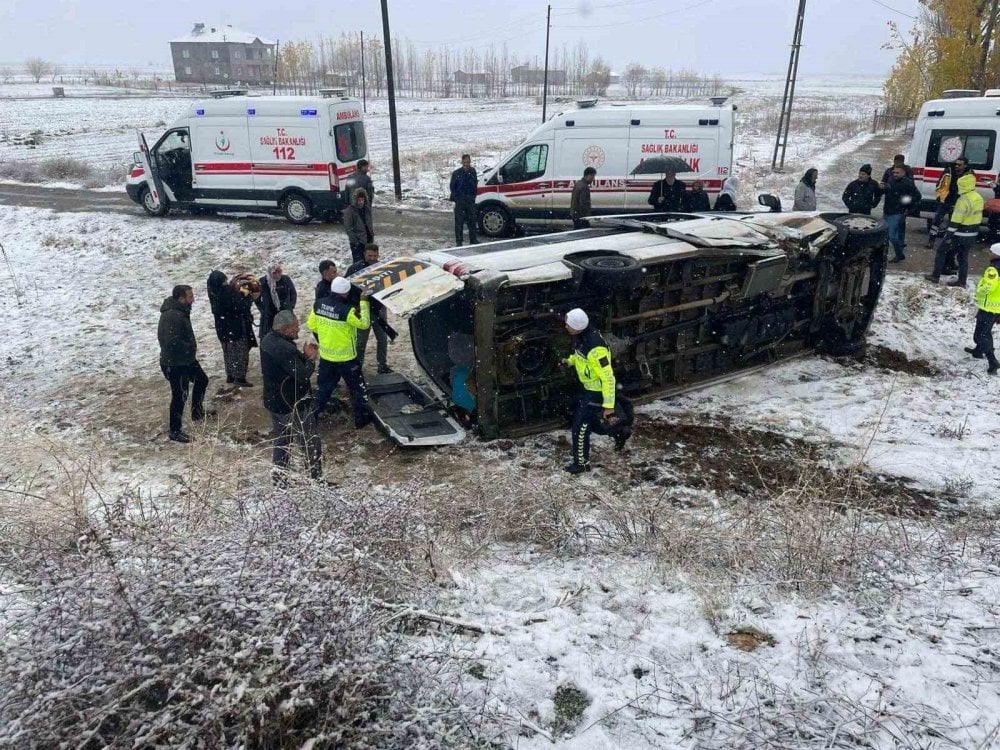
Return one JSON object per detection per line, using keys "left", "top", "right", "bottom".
{"left": 139, "top": 186, "right": 169, "bottom": 217}
{"left": 478, "top": 204, "right": 513, "bottom": 238}
{"left": 282, "top": 193, "right": 313, "bottom": 225}
{"left": 579, "top": 255, "right": 643, "bottom": 292}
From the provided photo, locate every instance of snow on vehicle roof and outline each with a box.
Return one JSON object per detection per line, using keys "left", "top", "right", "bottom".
{"left": 170, "top": 25, "right": 275, "bottom": 45}
{"left": 178, "top": 96, "right": 360, "bottom": 117}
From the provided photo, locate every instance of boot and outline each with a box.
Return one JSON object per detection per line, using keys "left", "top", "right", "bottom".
{"left": 168, "top": 430, "right": 191, "bottom": 444}
{"left": 946, "top": 279, "right": 966, "bottom": 287}
{"left": 377, "top": 364, "right": 393, "bottom": 375}
{"left": 613, "top": 429, "right": 632, "bottom": 452}
{"left": 924, "top": 274, "right": 940, "bottom": 283}
{"left": 354, "top": 411, "right": 373, "bottom": 429}
{"left": 965, "top": 346, "right": 984, "bottom": 359}
{"left": 564, "top": 461, "right": 591, "bottom": 475}
{"left": 988, "top": 355, "right": 999, "bottom": 375}
{"left": 233, "top": 379, "right": 254, "bottom": 388}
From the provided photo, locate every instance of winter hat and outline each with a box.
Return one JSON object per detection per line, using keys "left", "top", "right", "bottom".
{"left": 331, "top": 276, "right": 352, "bottom": 295}
{"left": 860, "top": 164, "right": 872, "bottom": 175}
{"left": 990, "top": 243, "right": 1000, "bottom": 258}
{"left": 565, "top": 308, "right": 589, "bottom": 331}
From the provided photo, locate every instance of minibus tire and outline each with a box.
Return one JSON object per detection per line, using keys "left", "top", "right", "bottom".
{"left": 140, "top": 186, "right": 169, "bottom": 217}
{"left": 828, "top": 214, "right": 886, "bottom": 252}
{"left": 282, "top": 193, "right": 314, "bottom": 225}
{"left": 478, "top": 204, "right": 513, "bottom": 238}
{"left": 579, "top": 255, "right": 643, "bottom": 292}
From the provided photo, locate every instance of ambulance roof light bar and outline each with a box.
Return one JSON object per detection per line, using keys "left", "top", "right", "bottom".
{"left": 576, "top": 98, "right": 598, "bottom": 109}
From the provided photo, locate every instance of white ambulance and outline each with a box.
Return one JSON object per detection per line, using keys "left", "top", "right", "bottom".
{"left": 906, "top": 91, "right": 1000, "bottom": 220}
{"left": 126, "top": 95, "right": 366, "bottom": 224}
{"left": 475, "top": 99, "right": 735, "bottom": 237}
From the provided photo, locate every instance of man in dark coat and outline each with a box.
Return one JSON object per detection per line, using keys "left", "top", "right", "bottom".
{"left": 842, "top": 164, "right": 883, "bottom": 215}
{"left": 315, "top": 259, "right": 338, "bottom": 302}
{"left": 647, "top": 170, "right": 686, "bottom": 212}
{"left": 210, "top": 272, "right": 259, "bottom": 387}
{"left": 881, "top": 154, "right": 913, "bottom": 184}
{"left": 343, "top": 159, "right": 374, "bottom": 204}
{"left": 570, "top": 167, "right": 596, "bottom": 229}
{"left": 682, "top": 180, "right": 711, "bottom": 212}
{"left": 158, "top": 284, "right": 211, "bottom": 443}
{"left": 255, "top": 261, "right": 297, "bottom": 339}
{"left": 347, "top": 243, "right": 392, "bottom": 374}
{"left": 449, "top": 154, "right": 479, "bottom": 246}
{"left": 882, "top": 165, "right": 922, "bottom": 262}
{"left": 343, "top": 188, "right": 375, "bottom": 263}
{"left": 261, "top": 310, "right": 323, "bottom": 482}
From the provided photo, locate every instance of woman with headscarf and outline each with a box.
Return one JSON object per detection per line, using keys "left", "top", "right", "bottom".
{"left": 713, "top": 176, "right": 739, "bottom": 211}
{"left": 793, "top": 168, "right": 818, "bottom": 211}
{"left": 255, "top": 261, "right": 297, "bottom": 339}
{"left": 207, "top": 270, "right": 259, "bottom": 387}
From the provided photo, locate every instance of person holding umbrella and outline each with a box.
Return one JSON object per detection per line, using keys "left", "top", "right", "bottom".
{"left": 647, "top": 167, "right": 687, "bottom": 212}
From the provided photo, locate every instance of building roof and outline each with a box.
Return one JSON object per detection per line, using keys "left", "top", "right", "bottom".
{"left": 171, "top": 24, "right": 275, "bottom": 45}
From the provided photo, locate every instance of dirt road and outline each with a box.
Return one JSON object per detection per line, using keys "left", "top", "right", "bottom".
{"left": 0, "top": 182, "right": 456, "bottom": 239}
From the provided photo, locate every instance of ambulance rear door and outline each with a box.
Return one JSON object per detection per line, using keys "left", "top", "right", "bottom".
{"left": 329, "top": 102, "right": 367, "bottom": 189}
{"left": 625, "top": 110, "right": 724, "bottom": 212}
{"left": 189, "top": 107, "right": 253, "bottom": 207}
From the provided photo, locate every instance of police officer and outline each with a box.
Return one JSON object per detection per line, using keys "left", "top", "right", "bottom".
{"left": 563, "top": 308, "right": 630, "bottom": 474}
{"left": 307, "top": 276, "right": 374, "bottom": 428}
{"left": 966, "top": 243, "right": 1000, "bottom": 375}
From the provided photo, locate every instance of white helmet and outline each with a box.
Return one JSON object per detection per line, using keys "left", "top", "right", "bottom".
{"left": 565, "top": 308, "right": 589, "bottom": 331}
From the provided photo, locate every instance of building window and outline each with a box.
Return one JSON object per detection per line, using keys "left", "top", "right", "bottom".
{"left": 211, "top": 49, "right": 220, "bottom": 60}
{"left": 214, "top": 66, "right": 221, "bottom": 76}
{"left": 182, "top": 49, "right": 190, "bottom": 59}
{"left": 259, "top": 49, "right": 265, "bottom": 59}
{"left": 184, "top": 66, "right": 192, "bottom": 75}
{"left": 234, "top": 49, "right": 242, "bottom": 59}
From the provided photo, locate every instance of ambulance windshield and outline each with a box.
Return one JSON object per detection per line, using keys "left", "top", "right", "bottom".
{"left": 335, "top": 121, "right": 366, "bottom": 162}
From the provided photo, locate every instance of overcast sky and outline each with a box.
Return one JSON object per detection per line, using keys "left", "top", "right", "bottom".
{"left": 1, "top": 0, "right": 922, "bottom": 77}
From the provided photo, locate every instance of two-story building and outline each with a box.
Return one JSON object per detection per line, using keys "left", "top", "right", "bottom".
{"left": 170, "top": 23, "right": 276, "bottom": 86}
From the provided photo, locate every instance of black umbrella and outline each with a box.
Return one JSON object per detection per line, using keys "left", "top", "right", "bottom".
{"left": 630, "top": 156, "right": 694, "bottom": 175}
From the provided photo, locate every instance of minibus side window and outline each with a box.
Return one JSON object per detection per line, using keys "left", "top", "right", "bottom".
{"left": 334, "top": 121, "right": 367, "bottom": 162}
{"left": 926, "top": 129, "right": 995, "bottom": 170}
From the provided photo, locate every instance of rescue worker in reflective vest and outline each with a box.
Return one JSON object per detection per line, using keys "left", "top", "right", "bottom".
{"left": 926, "top": 172, "right": 983, "bottom": 287}
{"left": 965, "top": 243, "right": 1000, "bottom": 375}
{"left": 563, "top": 308, "right": 630, "bottom": 474}
{"left": 307, "top": 276, "right": 374, "bottom": 428}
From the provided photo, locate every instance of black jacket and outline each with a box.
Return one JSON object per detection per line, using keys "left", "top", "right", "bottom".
{"left": 882, "top": 164, "right": 913, "bottom": 184}
{"left": 882, "top": 176, "right": 921, "bottom": 216}
{"left": 344, "top": 172, "right": 374, "bottom": 204}
{"left": 260, "top": 330, "right": 315, "bottom": 415}
{"left": 682, "top": 190, "right": 711, "bottom": 212}
{"left": 315, "top": 278, "right": 332, "bottom": 303}
{"left": 158, "top": 296, "right": 197, "bottom": 367}
{"left": 450, "top": 166, "right": 478, "bottom": 202}
{"left": 208, "top": 272, "right": 257, "bottom": 345}
{"left": 713, "top": 193, "right": 736, "bottom": 212}
{"left": 842, "top": 179, "right": 883, "bottom": 214}
{"left": 255, "top": 274, "right": 297, "bottom": 338}
{"left": 647, "top": 178, "right": 686, "bottom": 211}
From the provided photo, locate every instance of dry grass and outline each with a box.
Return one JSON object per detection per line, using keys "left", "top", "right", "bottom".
{"left": 0, "top": 156, "right": 126, "bottom": 187}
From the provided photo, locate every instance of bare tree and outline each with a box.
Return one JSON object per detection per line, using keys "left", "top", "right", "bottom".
{"left": 584, "top": 57, "right": 611, "bottom": 96}
{"left": 622, "top": 62, "right": 647, "bottom": 98}
{"left": 25, "top": 58, "right": 52, "bottom": 83}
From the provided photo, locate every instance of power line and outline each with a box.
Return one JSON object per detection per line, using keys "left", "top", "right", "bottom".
{"left": 869, "top": 0, "right": 917, "bottom": 19}
{"left": 554, "top": 0, "right": 713, "bottom": 29}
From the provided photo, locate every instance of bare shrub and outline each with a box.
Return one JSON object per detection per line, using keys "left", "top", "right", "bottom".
{"left": 40, "top": 155, "right": 94, "bottom": 182}
{"left": 0, "top": 160, "right": 44, "bottom": 183}
{"left": 0, "top": 479, "right": 488, "bottom": 748}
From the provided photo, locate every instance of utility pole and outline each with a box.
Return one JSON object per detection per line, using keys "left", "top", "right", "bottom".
{"left": 272, "top": 39, "right": 280, "bottom": 96}
{"left": 381, "top": 0, "right": 402, "bottom": 200}
{"left": 542, "top": 4, "right": 552, "bottom": 123}
{"left": 360, "top": 30, "right": 367, "bottom": 111}
{"left": 977, "top": 0, "right": 999, "bottom": 93}
{"left": 771, "top": 0, "right": 807, "bottom": 172}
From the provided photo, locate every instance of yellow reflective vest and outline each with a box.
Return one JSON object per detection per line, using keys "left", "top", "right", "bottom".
{"left": 976, "top": 265, "right": 1000, "bottom": 314}
{"left": 949, "top": 173, "right": 984, "bottom": 238}
{"left": 567, "top": 328, "right": 616, "bottom": 409}
{"left": 306, "top": 297, "right": 370, "bottom": 362}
